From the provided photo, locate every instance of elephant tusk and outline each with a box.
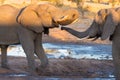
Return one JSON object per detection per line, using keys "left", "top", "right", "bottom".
{"left": 92, "top": 37, "right": 99, "bottom": 41}
{"left": 59, "top": 24, "right": 62, "bottom": 29}
{"left": 87, "top": 36, "right": 99, "bottom": 41}
{"left": 71, "top": 18, "right": 79, "bottom": 24}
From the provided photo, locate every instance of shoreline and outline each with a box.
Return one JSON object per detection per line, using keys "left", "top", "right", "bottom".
{"left": 0, "top": 56, "right": 114, "bottom": 78}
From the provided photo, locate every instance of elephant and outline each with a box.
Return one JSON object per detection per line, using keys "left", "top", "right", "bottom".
{"left": 101, "top": 8, "right": 120, "bottom": 80}
{"left": 61, "top": 8, "right": 114, "bottom": 40}
{"left": 61, "top": 8, "right": 120, "bottom": 79}
{"left": 0, "top": 4, "right": 79, "bottom": 75}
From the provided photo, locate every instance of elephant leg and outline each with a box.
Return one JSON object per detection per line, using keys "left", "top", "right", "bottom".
{"left": 112, "top": 43, "right": 120, "bottom": 80}
{"left": 34, "top": 34, "right": 48, "bottom": 68}
{"left": 21, "top": 40, "right": 36, "bottom": 75}
{"left": 18, "top": 29, "right": 36, "bottom": 75}
{"left": 0, "top": 45, "right": 9, "bottom": 69}
{"left": 21, "top": 38, "right": 36, "bottom": 74}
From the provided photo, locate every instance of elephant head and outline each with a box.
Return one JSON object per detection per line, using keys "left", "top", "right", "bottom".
{"left": 56, "top": 9, "right": 80, "bottom": 25}
{"left": 17, "top": 4, "right": 79, "bottom": 34}
{"left": 89, "top": 8, "right": 120, "bottom": 40}
{"left": 101, "top": 8, "right": 120, "bottom": 40}
{"left": 87, "top": 8, "right": 113, "bottom": 39}
{"left": 61, "top": 8, "right": 114, "bottom": 40}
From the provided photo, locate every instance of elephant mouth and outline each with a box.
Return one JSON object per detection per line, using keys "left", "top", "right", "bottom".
{"left": 51, "top": 19, "right": 60, "bottom": 28}
{"left": 88, "top": 34, "right": 101, "bottom": 41}
{"left": 70, "top": 18, "right": 79, "bottom": 24}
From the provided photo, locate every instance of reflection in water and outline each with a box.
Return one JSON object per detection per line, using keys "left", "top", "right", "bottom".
{"left": 0, "top": 43, "right": 112, "bottom": 60}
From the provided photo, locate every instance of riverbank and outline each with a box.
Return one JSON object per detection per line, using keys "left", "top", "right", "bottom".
{"left": 0, "top": 56, "right": 114, "bottom": 79}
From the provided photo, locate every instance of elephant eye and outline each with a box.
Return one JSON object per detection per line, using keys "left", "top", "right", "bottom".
{"left": 72, "top": 14, "right": 75, "bottom": 18}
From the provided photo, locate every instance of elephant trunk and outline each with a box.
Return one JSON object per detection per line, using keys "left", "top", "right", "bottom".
{"left": 61, "top": 26, "right": 90, "bottom": 38}
{"left": 61, "top": 20, "right": 99, "bottom": 39}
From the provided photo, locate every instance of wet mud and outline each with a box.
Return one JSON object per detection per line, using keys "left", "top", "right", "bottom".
{"left": 0, "top": 56, "right": 114, "bottom": 78}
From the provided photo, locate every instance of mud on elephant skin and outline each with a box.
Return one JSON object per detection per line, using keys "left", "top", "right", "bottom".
{"left": 62, "top": 7, "right": 120, "bottom": 79}
{"left": 0, "top": 4, "right": 79, "bottom": 75}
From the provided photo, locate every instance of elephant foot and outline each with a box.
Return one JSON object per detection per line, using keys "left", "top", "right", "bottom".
{"left": 36, "top": 64, "right": 49, "bottom": 75}
{"left": 28, "top": 71, "right": 39, "bottom": 77}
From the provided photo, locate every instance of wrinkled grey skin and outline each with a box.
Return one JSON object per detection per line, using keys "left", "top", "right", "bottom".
{"left": 62, "top": 7, "right": 120, "bottom": 79}
{"left": 0, "top": 4, "right": 79, "bottom": 75}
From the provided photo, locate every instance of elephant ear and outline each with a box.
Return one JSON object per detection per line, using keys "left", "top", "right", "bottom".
{"left": 101, "top": 9, "right": 119, "bottom": 40}
{"left": 95, "top": 9, "right": 108, "bottom": 24}
{"left": 17, "top": 6, "right": 44, "bottom": 33}
{"left": 36, "top": 7, "right": 53, "bottom": 27}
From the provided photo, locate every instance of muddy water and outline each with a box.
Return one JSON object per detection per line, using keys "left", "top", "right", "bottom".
{"left": 43, "top": 43, "right": 112, "bottom": 60}
{"left": 6, "top": 43, "right": 112, "bottom": 60}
